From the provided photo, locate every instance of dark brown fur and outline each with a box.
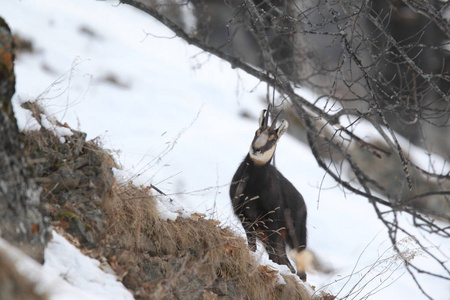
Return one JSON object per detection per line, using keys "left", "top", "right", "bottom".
{"left": 230, "top": 109, "right": 308, "bottom": 280}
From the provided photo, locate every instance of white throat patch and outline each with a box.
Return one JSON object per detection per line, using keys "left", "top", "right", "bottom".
{"left": 249, "top": 144, "right": 276, "bottom": 166}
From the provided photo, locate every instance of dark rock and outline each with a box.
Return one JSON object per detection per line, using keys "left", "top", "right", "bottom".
{"left": 69, "top": 130, "right": 87, "bottom": 156}
{"left": 141, "top": 257, "right": 166, "bottom": 282}
{"left": 21, "top": 121, "right": 115, "bottom": 248}
{"left": 48, "top": 166, "right": 82, "bottom": 192}
{"left": 73, "top": 154, "right": 91, "bottom": 170}
{"left": 0, "top": 17, "right": 50, "bottom": 262}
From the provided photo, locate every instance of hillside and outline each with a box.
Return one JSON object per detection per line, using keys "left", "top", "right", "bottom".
{"left": 1, "top": 0, "right": 448, "bottom": 299}
{"left": 17, "top": 104, "right": 323, "bottom": 299}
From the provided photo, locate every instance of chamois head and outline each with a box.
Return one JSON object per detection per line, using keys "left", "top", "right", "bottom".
{"left": 249, "top": 107, "right": 289, "bottom": 166}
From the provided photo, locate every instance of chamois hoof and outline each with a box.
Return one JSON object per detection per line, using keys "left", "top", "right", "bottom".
{"left": 298, "top": 271, "right": 307, "bottom": 282}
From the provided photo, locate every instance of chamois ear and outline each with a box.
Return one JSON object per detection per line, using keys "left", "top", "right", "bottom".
{"left": 258, "top": 109, "right": 268, "bottom": 128}
{"left": 277, "top": 119, "right": 289, "bottom": 137}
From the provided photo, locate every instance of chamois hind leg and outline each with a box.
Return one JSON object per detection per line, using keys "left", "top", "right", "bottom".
{"left": 291, "top": 246, "right": 308, "bottom": 281}
{"left": 266, "top": 230, "right": 296, "bottom": 274}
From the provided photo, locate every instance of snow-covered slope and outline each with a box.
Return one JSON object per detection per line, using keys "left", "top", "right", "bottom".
{"left": 1, "top": 0, "right": 449, "bottom": 299}
{"left": 0, "top": 231, "right": 133, "bottom": 300}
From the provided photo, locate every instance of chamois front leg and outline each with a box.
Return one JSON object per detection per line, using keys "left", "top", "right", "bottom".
{"left": 246, "top": 231, "right": 257, "bottom": 251}
{"left": 243, "top": 221, "right": 257, "bottom": 251}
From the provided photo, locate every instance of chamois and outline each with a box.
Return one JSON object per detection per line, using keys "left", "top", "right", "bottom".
{"left": 230, "top": 107, "right": 308, "bottom": 280}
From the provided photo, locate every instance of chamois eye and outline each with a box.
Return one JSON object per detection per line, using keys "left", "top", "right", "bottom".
{"left": 255, "top": 129, "right": 261, "bottom": 136}
{"left": 268, "top": 135, "right": 275, "bottom": 141}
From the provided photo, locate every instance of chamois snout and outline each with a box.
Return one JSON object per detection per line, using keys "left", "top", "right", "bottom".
{"left": 251, "top": 147, "right": 261, "bottom": 155}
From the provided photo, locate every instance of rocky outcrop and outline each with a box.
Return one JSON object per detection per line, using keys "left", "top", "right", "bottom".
{"left": 0, "top": 17, "right": 50, "bottom": 263}
{"left": 22, "top": 123, "right": 116, "bottom": 247}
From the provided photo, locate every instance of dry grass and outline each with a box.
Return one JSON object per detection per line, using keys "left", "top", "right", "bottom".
{"left": 102, "top": 182, "right": 314, "bottom": 299}
{"left": 19, "top": 100, "right": 316, "bottom": 299}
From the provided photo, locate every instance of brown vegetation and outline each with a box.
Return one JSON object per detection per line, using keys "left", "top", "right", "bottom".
{"left": 20, "top": 101, "right": 325, "bottom": 299}
{"left": 103, "top": 183, "right": 315, "bottom": 299}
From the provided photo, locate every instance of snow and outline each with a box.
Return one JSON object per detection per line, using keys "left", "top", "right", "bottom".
{"left": 0, "top": 231, "right": 133, "bottom": 300}
{"left": 155, "top": 194, "right": 191, "bottom": 221}
{"left": 44, "top": 231, "right": 134, "bottom": 300}
{"left": 1, "top": 0, "right": 449, "bottom": 299}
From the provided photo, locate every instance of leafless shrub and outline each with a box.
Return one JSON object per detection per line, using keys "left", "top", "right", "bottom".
{"left": 324, "top": 236, "right": 428, "bottom": 300}
{"left": 119, "top": 0, "right": 450, "bottom": 298}
{"left": 18, "top": 82, "right": 317, "bottom": 299}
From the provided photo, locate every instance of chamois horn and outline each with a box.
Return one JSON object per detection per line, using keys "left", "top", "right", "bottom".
{"left": 270, "top": 109, "right": 284, "bottom": 130}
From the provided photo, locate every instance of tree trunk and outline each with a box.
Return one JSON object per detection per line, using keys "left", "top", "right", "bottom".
{"left": 0, "top": 17, "right": 49, "bottom": 262}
